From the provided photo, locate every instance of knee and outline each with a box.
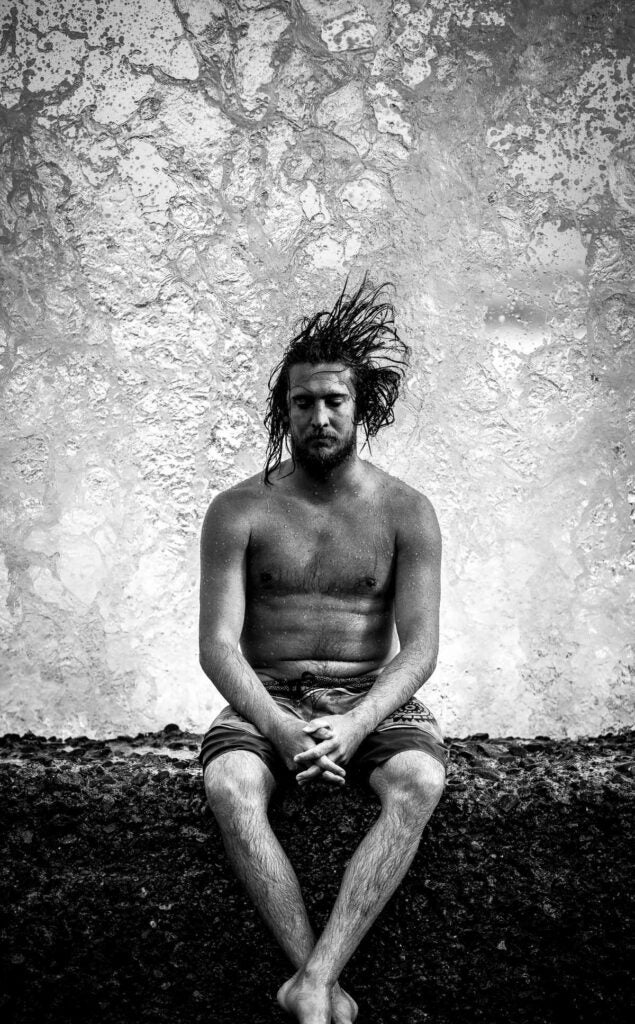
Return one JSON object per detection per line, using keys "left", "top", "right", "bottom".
{"left": 204, "top": 752, "right": 272, "bottom": 817}
{"left": 373, "top": 752, "right": 446, "bottom": 825}
{"left": 203, "top": 761, "right": 241, "bottom": 812}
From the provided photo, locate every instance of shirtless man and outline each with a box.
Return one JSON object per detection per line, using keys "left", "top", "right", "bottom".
{"left": 199, "top": 278, "right": 447, "bottom": 1024}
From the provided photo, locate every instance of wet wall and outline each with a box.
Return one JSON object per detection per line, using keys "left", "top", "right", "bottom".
{"left": 1, "top": 0, "right": 633, "bottom": 738}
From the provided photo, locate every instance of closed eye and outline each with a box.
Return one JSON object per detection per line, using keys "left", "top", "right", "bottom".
{"left": 291, "top": 395, "right": 348, "bottom": 408}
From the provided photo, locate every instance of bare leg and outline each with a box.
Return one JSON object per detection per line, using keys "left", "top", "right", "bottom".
{"left": 204, "top": 752, "right": 357, "bottom": 1024}
{"left": 278, "top": 751, "right": 446, "bottom": 1024}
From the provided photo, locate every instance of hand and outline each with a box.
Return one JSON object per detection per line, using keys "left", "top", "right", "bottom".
{"left": 270, "top": 717, "right": 346, "bottom": 787}
{"left": 294, "top": 714, "right": 366, "bottom": 784}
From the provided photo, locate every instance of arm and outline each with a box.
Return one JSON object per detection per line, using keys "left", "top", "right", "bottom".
{"left": 199, "top": 491, "right": 282, "bottom": 736}
{"left": 347, "top": 491, "right": 441, "bottom": 731}
{"left": 199, "top": 490, "right": 345, "bottom": 784}
{"left": 295, "top": 491, "right": 441, "bottom": 775}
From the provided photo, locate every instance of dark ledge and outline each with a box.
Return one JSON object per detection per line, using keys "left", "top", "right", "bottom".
{"left": 1, "top": 729, "right": 633, "bottom": 1024}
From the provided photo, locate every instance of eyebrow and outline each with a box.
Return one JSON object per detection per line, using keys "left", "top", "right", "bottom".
{"left": 289, "top": 386, "right": 351, "bottom": 396}
{"left": 289, "top": 375, "right": 353, "bottom": 390}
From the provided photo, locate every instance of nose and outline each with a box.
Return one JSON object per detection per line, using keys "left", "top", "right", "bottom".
{"left": 310, "top": 400, "right": 329, "bottom": 429}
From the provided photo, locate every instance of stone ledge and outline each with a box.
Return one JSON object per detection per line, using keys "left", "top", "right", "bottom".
{"left": 1, "top": 730, "right": 633, "bottom": 1024}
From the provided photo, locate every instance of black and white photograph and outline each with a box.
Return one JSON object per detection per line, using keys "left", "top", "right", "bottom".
{"left": 1, "top": 2, "right": 633, "bottom": 1022}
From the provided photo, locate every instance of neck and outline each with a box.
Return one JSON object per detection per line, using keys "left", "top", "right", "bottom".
{"left": 290, "top": 451, "right": 363, "bottom": 498}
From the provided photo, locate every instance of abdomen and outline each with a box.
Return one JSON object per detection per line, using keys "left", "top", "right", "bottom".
{"left": 241, "top": 593, "right": 395, "bottom": 669}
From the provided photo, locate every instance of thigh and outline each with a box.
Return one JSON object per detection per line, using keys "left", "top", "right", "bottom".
{"left": 350, "top": 697, "right": 448, "bottom": 784}
{"left": 199, "top": 697, "right": 304, "bottom": 783}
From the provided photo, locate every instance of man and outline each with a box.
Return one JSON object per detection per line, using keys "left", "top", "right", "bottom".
{"left": 199, "top": 278, "right": 447, "bottom": 1024}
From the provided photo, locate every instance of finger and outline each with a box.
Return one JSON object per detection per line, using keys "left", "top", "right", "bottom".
{"left": 322, "top": 771, "right": 345, "bottom": 786}
{"left": 297, "top": 767, "right": 345, "bottom": 787}
{"left": 294, "top": 741, "right": 337, "bottom": 764}
{"left": 318, "top": 755, "right": 345, "bottom": 776}
{"left": 303, "top": 719, "right": 331, "bottom": 734}
{"left": 296, "top": 757, "right": 345, "bottom": 783}
{"left": 303, "top": 739, "right": 338, "bottom": 760}
{"left": 296, "top": 765, "right": 322, "bottom": 784}
{"left": 311, "top": 727, "right": 334, "bottom": 742}
{"left": 296, "top": 759, "right": 344, "bottom": 782}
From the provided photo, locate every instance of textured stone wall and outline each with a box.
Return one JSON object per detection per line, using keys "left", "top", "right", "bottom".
{"left": 1, "top": 0, "right": 633, "bottom": 738}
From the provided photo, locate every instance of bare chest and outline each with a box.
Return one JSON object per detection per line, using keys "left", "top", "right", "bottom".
{"left": 247, "top": 504, "right": 396, "bottom": 599}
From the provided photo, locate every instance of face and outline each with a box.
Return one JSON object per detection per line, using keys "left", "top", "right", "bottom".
{"left": 286, "top": 362, "right": 357, "bottom": 476}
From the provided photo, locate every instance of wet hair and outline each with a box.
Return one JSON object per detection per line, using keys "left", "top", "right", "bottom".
{"left": 264, "top": 274, "right": 410, "bottom": 483}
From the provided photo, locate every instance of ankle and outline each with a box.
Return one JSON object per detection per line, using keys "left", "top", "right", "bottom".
{"left": 300, "top": 962, "right": 336, "bottom": 989}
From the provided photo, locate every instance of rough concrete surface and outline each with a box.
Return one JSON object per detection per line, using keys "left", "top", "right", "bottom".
{"left": 1, "top": 729, "right": 633, "bottom": 1023}
{"left": 1, "top": 1, "right": 634, "bottom": 738}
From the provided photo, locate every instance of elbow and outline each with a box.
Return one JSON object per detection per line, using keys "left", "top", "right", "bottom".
{"left": 199, "top": 635, "right": 236, "bottom": 676}
{"left": 198, "top": 637, "right": 219, "bottom": 676}
{"left": 426, "top": 644, "right": 437, "bottom": 665}
{"left": 411, "top": 643, "right": 437, "bottom": 683}
{"left": 401, "top": 636, "right": 437, "bottom": 676}
{"left": 199, "top": 647, "right": 213, "bottom": 680}
{"left": 426, "top": 642, "right": 439, "bottom": 678}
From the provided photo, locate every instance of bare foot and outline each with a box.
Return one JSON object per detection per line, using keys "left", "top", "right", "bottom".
{"left": 331, "top": 983, "right": 358, "bottom": 1024}
{"left": 277, "top": 972, "right": 331, "bottom": 1024}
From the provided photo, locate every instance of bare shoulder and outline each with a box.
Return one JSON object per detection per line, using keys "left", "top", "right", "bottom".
{"left": 367, "top": 464, "right": 441, "bottom": 546}
{"left": 201, "top": 472, "right": 266, "bottom": 543}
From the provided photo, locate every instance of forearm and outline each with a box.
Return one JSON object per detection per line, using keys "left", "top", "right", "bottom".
{"left": 348, "top": 643, "right": 437, "bottom": 735}
{"left": 199, "top": 639, "right": 285, "bottom": 738}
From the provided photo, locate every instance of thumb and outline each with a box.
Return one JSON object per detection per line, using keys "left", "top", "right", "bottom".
{"left": 303, "top": 718, "right": 328, "bottom": 734}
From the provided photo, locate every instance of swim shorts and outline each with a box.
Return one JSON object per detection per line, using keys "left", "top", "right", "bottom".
{"left": 199, "top": 671, "right": 448, "bottom": 783}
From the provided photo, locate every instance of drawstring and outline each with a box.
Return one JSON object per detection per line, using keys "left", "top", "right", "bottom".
{"left": 297, "top": 671, "right": 315, "bottom": 701}
{"left": 263, "top": 671, "right": 379, "bottom": 699}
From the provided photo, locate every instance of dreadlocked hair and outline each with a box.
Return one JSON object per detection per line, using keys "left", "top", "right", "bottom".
{"left": 263, "top": 274, "right": 410, "bottom": 484}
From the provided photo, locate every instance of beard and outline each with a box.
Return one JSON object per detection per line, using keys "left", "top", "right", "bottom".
{"left": 290, "top": 429, "right": 357, "bottom": 478}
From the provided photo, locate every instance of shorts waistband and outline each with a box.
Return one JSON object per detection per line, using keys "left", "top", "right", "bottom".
{"left": 262, "top": 671, "right": 380, "bottom": 698}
